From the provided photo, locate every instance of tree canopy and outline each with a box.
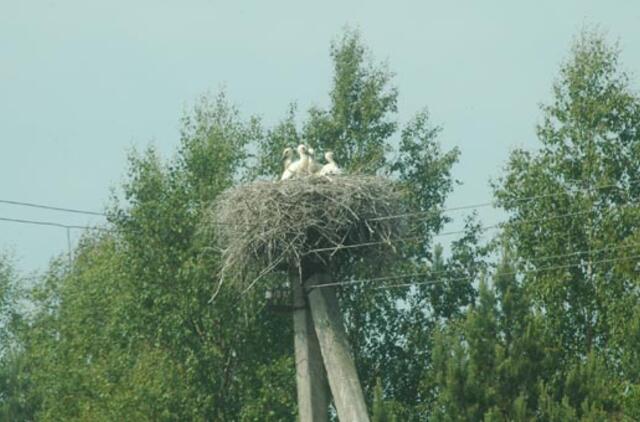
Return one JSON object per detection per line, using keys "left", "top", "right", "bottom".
{"left": 1, "top": 28, "right": 639, "bottom": 421}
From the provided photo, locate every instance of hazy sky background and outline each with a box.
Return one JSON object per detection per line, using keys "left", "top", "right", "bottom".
{"left": 1, "top": 1, "right": 639, "bottom": 274}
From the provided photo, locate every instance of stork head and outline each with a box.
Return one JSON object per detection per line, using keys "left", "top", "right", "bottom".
{"left": 325, "top": 151, "right": 335, "bottom": 162}
{"left": 282, "top": 147, "right": 294, "bottom": 159}
{"left": 297, "top": 144, "right": 307, "bottom": 156}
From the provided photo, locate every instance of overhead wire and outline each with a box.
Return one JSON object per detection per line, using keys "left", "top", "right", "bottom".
{"left": 310, "top": 242, "right": 640, "bottom": 289}
{"left": 1, "top": 179, "right": 638, "bottom": 279}
{"left": 309, "top": 253, "right": 640, "bottom": 290}
{"left": 2, "top": 187, "right": 636, "bottom": 274}
{"left": 0, "top": 196, "right": 629, "bottom": 238}
{"left": 369, "top": 178, "right": 638, "bottom": 223}
{"left": 0, "top": 177, "right": 636, "bottom": 227}
{"left": 3, "top": 182, "right": 638, "bottom": 302}
{"left": 0, "top": 199, "right": 106, "bottom": 216}
{"left": 303, "top": 207, "right": 622, "bottom": 256}
{"left": 0, "top": 216, "right": 105, "bottom": 231}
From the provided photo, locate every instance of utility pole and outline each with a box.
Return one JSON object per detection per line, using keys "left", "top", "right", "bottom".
{"left": 293, "top": 278, "right": 329, "bottom": 421}
{"left": 306, "top": 273, "right": 370, "bottom": 422}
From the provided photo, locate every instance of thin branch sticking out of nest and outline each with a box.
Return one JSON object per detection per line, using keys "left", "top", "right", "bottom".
{"left": 204, "top": 175, "right": 409, "bottom": 295}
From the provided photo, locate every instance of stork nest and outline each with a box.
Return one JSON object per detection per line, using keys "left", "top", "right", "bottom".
{"left": 204, "top": 175, "right": 409, "bottom": 293}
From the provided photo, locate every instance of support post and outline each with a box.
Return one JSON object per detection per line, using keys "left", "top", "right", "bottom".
{"left": 293, "top": 278, "right": 329, "bottom": 421}
{"left": 306, "top": 273, "right": 370, "bottom": 422}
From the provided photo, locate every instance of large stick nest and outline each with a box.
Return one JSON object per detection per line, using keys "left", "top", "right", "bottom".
{"left": 204, "top": 175, "right": 408, "bottom": 291}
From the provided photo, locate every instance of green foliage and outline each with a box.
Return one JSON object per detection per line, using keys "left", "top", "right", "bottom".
{"left": 492, "top": 29, "right": 640, "bottom": 417}
{"left": 425, "top": 258, "right": 540, "bottom": 421}
{"left": 306, "top": 29, "right": 398, "bottom": 173}
{"left": 238, "top": 356, "right": 296, "bottom": 421}
{"left": 0, "top": 29, "right": 485, "bottom": 421}
{"left": 0, "top": 253, "right": 17, "bottom": 355}
{"left": 250, "top": 29, "right": 473, "bottom": 419}
{"left": 424, "top": 252, "right": 626, "bottom": 420}
{"left": 372, "top": 377, "right": 398, "bottom": 422}
{"left": 494, "top": 29, "right": 640, "bottom": 360}
{"left": 2, "top": 92, "right": 294, "bottom": 420}
{"left": 393, "top": 110, "right": 460, "bottom": 249}
{"left": 0, "top": 254, "right": 34, "bottom": 421}
{"left": 456, "top": 28, "right": 640, "bottom": 420}
{"left": 3, "top": 27, "right": 638, "bottom": 421}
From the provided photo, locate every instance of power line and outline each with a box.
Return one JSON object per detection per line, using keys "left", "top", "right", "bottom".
{"left": 0, "top": 178, "right": 634, "bottom": 223}
{"left": 0, "top": 217, "right": 112, "bottom": 269}
{"left": 0, "top": 179, "right": 636, "bottom": 267}
{"left": 0, "top": 216, "right": 110, "bottom": 231}
{"left": 0, "top": 199, "right": 106, "bottom": 217}
{"left": 304, "top": 207, "right": 610, "bottom": 256}
{"left": 311, "top": 242, "right": 640, "bottom": 289}
{"left": 5, "top": 199, "right": 637, "bottom": 296}
{"left": 0, "top": 197, "right": 633, "bottom": 250}
{"left": 0, "top": 196, "right": 238, "bottom": 227}
{"left": 310, "top": 253, "right": 640, "bottom": 290}
{"left": 369, "top": 179, "right": 637, "bottom": 223}
{"left": 0, "top": 196, "right": 584, "bottom": 265}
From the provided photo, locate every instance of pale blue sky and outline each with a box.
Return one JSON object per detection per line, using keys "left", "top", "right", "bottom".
{"left": 1, "top": 1, "right": 639, "bottom": 274}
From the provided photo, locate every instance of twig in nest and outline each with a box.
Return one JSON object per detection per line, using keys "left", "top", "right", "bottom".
{"left": 201, "top": 175, "right": 409, "bottom": 293}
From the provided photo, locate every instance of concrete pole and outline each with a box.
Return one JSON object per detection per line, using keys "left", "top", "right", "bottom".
{"left": 293, "top": 278, "right": 329, "bottom": 421}
{"left": 307, "top": 273, "right": 370, "bottom": 422}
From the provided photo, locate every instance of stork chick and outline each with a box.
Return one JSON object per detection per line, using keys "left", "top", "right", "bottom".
{"left": 286, "top": 144, "right": 310, "bottom": 177}
{"left": 307, "top": 146, "right": 323, "bottom": 175}
{"left": 319, "top": 151, "right": 342, "bottom": 176}
{"left": 280, "top": 147, "right": 295, "bottom": 180}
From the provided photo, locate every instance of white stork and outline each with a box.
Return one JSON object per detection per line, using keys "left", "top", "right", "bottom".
{"left": 319, "top": 151, "right": 342, "bottom": 176}
{"left": 307, "top": 146, "right": 323, "bottom": 175}
{"left": 286, "top": 144, "right": 310, "bottom": 177}
{"left": 280, "top": 147, "right": 295, "bottom": 180}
